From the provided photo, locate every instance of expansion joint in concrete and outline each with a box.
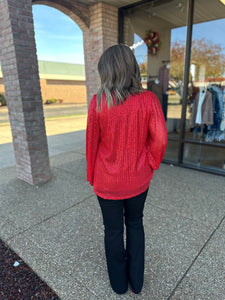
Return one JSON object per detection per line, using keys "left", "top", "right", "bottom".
{"left": 167, "top": 213, "right": 225, "bottom": 299}
{"left": 6, "top": 194, "right": 95, "bottom": 243}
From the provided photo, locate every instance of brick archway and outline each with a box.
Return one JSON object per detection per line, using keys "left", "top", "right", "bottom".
{"left": 32, "top": 1, "right": 119, "bottom": 103}
{"left": 32, "top": 0, "right": 89, "bottom": 32}
{"left": 0, "top": 0, "right": 118, "bottom": 185}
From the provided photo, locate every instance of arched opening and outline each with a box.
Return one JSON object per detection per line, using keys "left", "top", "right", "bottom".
{"left": 32, "top": 4, "right": 87, "bottom": 157}
{"left": 132, "top": 33, "right": 148, "bottom": 89}
{"left": 0, "top": 4, "right": 88, "bottom": 168}
{"left": 1, "top": 0, "right": 119, "bottom": 184}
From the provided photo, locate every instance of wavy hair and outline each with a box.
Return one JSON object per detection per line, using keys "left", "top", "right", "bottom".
{"left": 97, "top": 44, "right": 144, "bottom": 110}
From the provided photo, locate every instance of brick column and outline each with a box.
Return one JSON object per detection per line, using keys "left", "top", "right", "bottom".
{"left": 83, "top": 2, "right": 118, "bottom": 104}
{"left": 0, "top": 0, "right": 51, "bottom": 185}
{"left": 124, "top": 15, "right": 134, "bottom": 46}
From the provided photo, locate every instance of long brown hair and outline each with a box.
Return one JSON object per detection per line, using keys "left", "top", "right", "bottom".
{"left": 97, "top": 44, "right": 144, "bottom": 110}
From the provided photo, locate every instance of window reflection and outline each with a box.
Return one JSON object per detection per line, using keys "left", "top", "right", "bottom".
{"left": 184, "top": 0, "right": 225, "bottom": 170}
{"left": 124, "top": 0, "right": 225, "bottom": 170}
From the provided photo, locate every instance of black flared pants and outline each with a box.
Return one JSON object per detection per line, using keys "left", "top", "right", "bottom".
{"left": 97, "top": 188, "right": 148, "bottom": 295}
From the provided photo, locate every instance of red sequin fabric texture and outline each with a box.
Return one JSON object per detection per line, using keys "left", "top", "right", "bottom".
{"left": 86, "top": 90, "right": 168, "bottom": 200}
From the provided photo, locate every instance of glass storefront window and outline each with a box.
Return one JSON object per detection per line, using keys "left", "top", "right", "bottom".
{"left": 164, "top": 140, "right": 179, "bottom": 162}
{"left": 122, "top": 0, "right": 225, "bottom": 174}
{"left": 125, "top": 0, "right": 188, "bottom": 161}
{"left": 183, "top": 0, "right": 225, "bottom": 170}
{"left": 183, "top": 143, "right": 225, "bottom": 170}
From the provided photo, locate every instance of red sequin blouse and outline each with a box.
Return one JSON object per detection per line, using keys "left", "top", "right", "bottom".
{"left": 86, "top": 90, "right": 168, "bottom": 200}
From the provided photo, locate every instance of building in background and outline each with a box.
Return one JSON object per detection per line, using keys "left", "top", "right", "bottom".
{"left": 0, "top": 61, "right": 86, "bottom": 104}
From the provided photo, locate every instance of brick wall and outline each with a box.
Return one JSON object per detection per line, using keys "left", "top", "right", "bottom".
{"left": 41, "top": 79, "right": 87, "bottom": 104}
{"left": 0, "top": 78, "right": 4, "bottom": 94}
{"left": 0, "top": 78, "right": 86, "bottom": 104}
{"left": 124, "top": 15, "right": 134, "bottom": 46}
{"left": 1, "top": 56, "right": 87, "bottom": 103}
{"left": 83, "top": 3, "right": 118, "bottom": 104}
{"left": 0, "top": 0, "right": 51, "bottom": 185}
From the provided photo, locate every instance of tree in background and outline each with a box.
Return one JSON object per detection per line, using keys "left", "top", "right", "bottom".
{"left": 170, "top": 38, "right": 225, "bottom": 82}
{"left": 170, "top": 41, "right": 185, "bottom": 81}
{"left": 139, "top": 61, "right": 148, "bottom": 78}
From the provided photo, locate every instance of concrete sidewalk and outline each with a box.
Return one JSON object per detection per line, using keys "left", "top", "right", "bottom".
{"left": 0, "top": 131, "right": 225, "bottom": 299}
{"left": 0, "top": 130, "right": 86, "bottom": 169}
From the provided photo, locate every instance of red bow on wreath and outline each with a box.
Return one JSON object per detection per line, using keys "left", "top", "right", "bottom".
{"left": 144, "top": 31, "right": 160, "bottom": 55}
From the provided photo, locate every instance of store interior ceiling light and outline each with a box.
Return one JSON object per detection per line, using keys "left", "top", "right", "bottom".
{"left": 220, "top": 0, "right": 225, "bottom": 5}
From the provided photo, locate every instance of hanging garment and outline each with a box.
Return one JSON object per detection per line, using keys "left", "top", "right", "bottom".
{"left": 208, "top": 86, "right": 222, "bottom": 130}
{"left": 189, "top": 85, "right": 199, "bottom": 104}
{"left": 205, "top": 130, "right": 217, "bottom": 142}
{"left": 195, "top": 90, "right": 206, "bottom": 124}
{"left": 221, "top": 89, "right": 225, "bottom": 131}
{"left": 159, "top": 65, "right": 169, "bottom": 94}
{"left": 162, "top": 94, "right": 168, "bottom": 121}
{"left": 147, "top": 80, "right": 163, "bottom": 107}
{"left": 211, "top": 86, "right": 223, "bottom": 119}
{"left": 190, "top": 91, "right": 213, "bottom": 128}
{"left": 204, "top": 86, "right": 224, "bottom": 142}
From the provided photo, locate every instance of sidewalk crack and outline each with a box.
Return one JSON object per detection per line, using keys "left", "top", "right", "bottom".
{"left": 6, "top": 194, "right": 95, "bottom": 242}
{"left": 167, "top": 214, "right": 225, "bottom": 299}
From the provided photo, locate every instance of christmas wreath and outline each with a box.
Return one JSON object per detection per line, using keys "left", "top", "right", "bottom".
{"left": 144, "top": 31, "right": 160, "bottom": 55}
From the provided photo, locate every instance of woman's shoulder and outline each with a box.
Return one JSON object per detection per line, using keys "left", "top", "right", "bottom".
{"left": 88, "top": 94, "right": 98, "bottom": 113}
{"left": 134, "top": 90, "right": 158, "bottom": 102}
{"left": 90, "top": 93, "right": 107, "bottom": 105}
{"left": 91, "top": 94, "right": 97, "bottom": 101}
{"left": 90, "top": 94, "right": 100, "bottom": 106}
